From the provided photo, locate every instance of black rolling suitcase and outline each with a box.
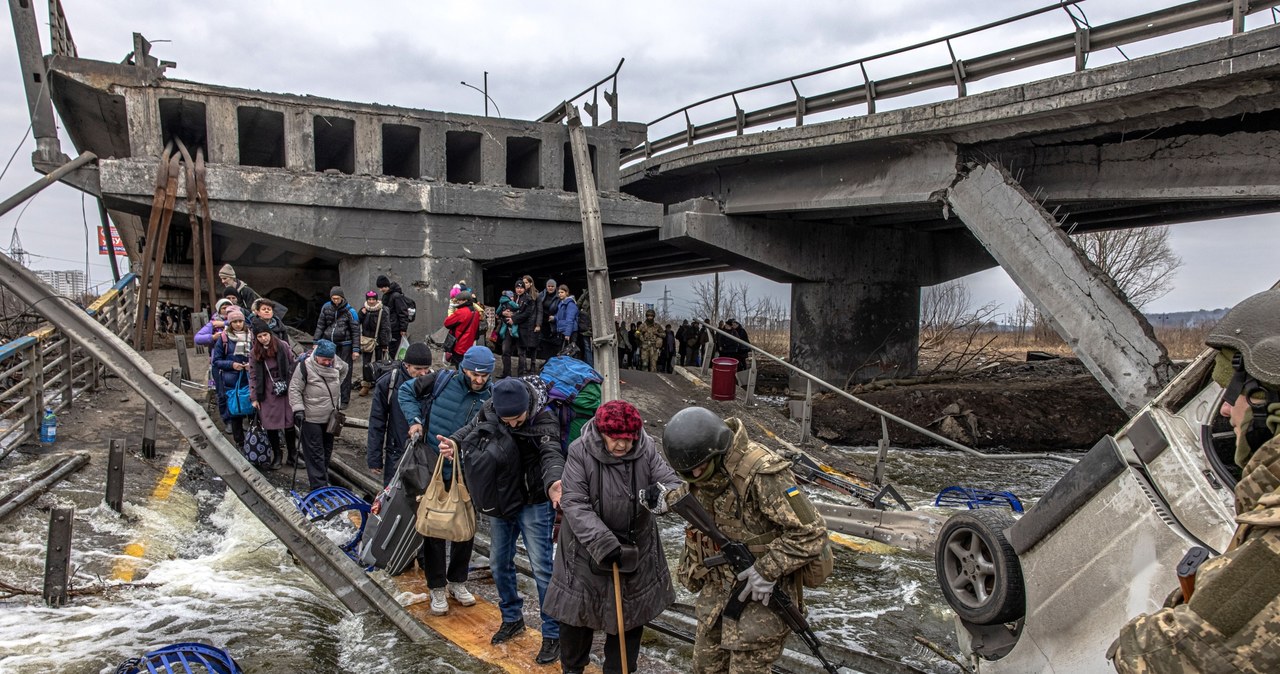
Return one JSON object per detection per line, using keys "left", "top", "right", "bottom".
{"left": 358, "top": 447, "right": 424, "bottom": 575}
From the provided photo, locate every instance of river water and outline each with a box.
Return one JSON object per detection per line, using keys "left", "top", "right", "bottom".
{"left": 0, "top": 445, "right": 1072, "bottom": 673}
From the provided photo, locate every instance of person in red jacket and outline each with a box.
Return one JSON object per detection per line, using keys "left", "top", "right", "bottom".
{"left": 443, "top": 290, "right": 483, "bottom": 367}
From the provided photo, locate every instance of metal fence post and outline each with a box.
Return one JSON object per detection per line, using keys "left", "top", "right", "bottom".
{"left": 744, "top": 356, "right": 758, "bottom": 405}
{"left": 60, "top": 335, "right": 74, "bottom": 406}
{"left": 873, "top": 416, "right": 890, "bottom": 486}
{"left": 24, "top": 341, "right": 44, "bottom": 442}
{"left": 799, "top": 379, "right": 813, "bottom": 444}
{"left": 175, "top": 339, "right": 191, "bottom": 380}
{"left": 141, "top": 400, "right": 157, "bottom": 460}
{"left": 106, "top": 439, "right": 125, "bottom": 512}
{"left": 43, "top": 506, "right": 74, "bottom": 607}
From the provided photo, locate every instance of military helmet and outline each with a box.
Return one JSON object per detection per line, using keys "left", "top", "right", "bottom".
{"left": 662, "top": 407, "right": 733, "bottom": 477}
{"left": 1206, "top": 288, "right": 1280, "bottom": 387}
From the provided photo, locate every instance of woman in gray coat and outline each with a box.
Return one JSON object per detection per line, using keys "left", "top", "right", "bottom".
{"left": 544, "top": 400, "right": 682, "bottom": 674}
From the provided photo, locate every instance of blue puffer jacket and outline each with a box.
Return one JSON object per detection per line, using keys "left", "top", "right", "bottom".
{"left": 397, "top": 371, "right": 491, "bottom": 481}
{"left": 555, "top": 296, "right": 578, "bottom": 338}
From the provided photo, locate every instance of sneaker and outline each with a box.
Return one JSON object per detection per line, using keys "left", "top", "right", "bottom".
{"left": 535, "top": 637, "right": 560, "bottom": 664}
{"left": 429, "top": 588, "right": 448, "bottom": 616}
{"left": 448, "top": 582, "right": 476, "bottom": 606}
{"left": 491, "top": 618, "right": 525, "bottom": 644}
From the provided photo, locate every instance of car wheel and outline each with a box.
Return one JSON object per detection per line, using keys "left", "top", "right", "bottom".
{"left": 935, "top": 509, "right": 1025, "bottom": 625}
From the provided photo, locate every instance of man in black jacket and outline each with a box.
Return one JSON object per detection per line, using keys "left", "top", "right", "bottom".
{"left": 377, "top": 274, "right": 413, "bottom": 348}
{"left": 438, "top": 377, "right": 565, "bottom": 664}
{"left": 366, "top": 344, "right": 431, "bottom": 487}
{"left": 313, "top": 287, "right": 360, "bottom": 408}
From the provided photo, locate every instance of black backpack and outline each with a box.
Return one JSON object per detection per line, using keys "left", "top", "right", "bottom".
{"left": 403, "top": 295, "right": 417, "bottom": 323}
{"left": 464, "top": 420, "right": 526, "bottom": 518}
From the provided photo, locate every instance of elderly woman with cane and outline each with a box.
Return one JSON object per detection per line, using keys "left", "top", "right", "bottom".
{"left": 544, "top": 400, "right": 682, "bottom": 674}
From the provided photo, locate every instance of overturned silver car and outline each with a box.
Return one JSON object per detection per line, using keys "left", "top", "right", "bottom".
{"left": 934, "top": 348, "right": 1238, "bottom": 672}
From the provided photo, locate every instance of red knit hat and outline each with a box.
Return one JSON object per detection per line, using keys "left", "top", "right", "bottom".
{"left": 595, "top": 400, "right": 642, "bottom": 440}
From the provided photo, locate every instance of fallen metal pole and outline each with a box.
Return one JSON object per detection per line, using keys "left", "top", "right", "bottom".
{"left": 43, "top": 506, "right": 73, "bottom": 607}
{"left": 696, "top": 321, "right": 1078, "bottom": 464}
{"left": 0, "top": 248, "right": 434, "bottom": 643}
{"left": 0, "top": 152, "right": 96, "bottom": 218}
{"left": 0, "top": 452, "right": 90, "bottom": 524}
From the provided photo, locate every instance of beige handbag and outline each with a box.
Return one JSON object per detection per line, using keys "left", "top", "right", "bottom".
{"left": 414, "top": 452, "right": 475, "bottom": 542}
{"left": 360, "top": 307, "right": 382, "bottom": 353}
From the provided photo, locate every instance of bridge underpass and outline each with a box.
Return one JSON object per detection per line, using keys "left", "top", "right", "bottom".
{"left": 621, "top": 16, "right": 1280, "bottom": 412}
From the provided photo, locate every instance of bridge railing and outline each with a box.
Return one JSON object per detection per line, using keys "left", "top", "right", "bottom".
{"left": 0, "top": 273, "right": 139, "bottom": 460}
{"left": 623, "top": 0, "right": 1279, "bottom": 165}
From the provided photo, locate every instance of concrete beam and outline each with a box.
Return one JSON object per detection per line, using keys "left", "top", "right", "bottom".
{"left": 947, "top": 162, "right": 1175, "bottom": 414}
{"left": 341, "top": 256, "right": 481, "bottom": 337}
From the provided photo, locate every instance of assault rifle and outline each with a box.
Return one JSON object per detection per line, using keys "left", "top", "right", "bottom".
{"left": 668, "top": 491, "right": 843, "bottom": 674}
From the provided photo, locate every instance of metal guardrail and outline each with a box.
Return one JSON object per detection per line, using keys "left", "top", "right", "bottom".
{"left": 621, "top": 0, "right": 1280, "bottom": 164}
{"left": 0, "top": 273, "right": 139, "bottom": 460}
{"left": 694, "top": 321, "right": 1079, "bottom": 466}
{"left": 539, "top": 58, "right": 625, "bottom": 126}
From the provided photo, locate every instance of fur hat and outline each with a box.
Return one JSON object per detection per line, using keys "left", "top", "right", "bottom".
{"left": 314, "top": 340, "right": 337, "bottom": 358}
{"left": 492, "top": 378, "right": 530, "bottom": 418}
{"left": 403, "top": 342, "right": 432, "bottom": 367}
{"left": 595, "top": 400, "right": 642, "bottom": 440}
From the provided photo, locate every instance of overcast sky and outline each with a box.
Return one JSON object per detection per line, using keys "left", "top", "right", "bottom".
{"left": 1, "top": 1, "right": 1275, "bottom": 317}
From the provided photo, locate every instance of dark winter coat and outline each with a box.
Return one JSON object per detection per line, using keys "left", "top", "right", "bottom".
{"left": 394, "top": 370, "right": 491, "bottom": 483}
{"left": 497, "top": 296, "right": 520, "bottom": 341}
{"left": 225, "top": 280, "right": 259, "bottom": 311}
{"left": 382, "top": 282, "right": 411, "bottom": 335}
{"left": 359, "top": 303, "right": 392, "bottom": 349}
{"left": 313, "top": 299, "right": 359, "bottom": 345}
{"left": 512, "top": 292, "right": 539, "bottom": 348}
{"left": 544, "top": 422, "right": 681, "bottom": 632}
{"left": 248, "top": 336, "right": 296, "bottom": 430}
{"left": 366, "top": 363, "right": 410, "bottom": 477}
{"left": 211, "top": 332, "right": 251, "bottom": 423}
{"left": 538, "top": 290, "right": 561, "bottom": 338}
{"left": 448, "top": 377, "right": 564, "bottom": 507}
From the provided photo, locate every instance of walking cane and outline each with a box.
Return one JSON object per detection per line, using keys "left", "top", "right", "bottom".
{"left": 613, "top": 562, "right": 629, "bottom": 674}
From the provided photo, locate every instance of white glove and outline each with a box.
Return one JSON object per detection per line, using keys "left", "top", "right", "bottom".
{"left": 736, "top": 564, "right": 775, "bottom": 605}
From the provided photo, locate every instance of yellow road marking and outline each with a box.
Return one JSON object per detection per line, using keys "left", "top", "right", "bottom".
{"left": 111, "top": 462, "right": 184, "bottom": 581}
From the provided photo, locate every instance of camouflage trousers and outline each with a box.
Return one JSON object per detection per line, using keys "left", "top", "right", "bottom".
{"left": 641, "top": 346, "right": 659, "bottom": 372}
{"left": 692, "top": 616, "right": 785, "bottom": 674}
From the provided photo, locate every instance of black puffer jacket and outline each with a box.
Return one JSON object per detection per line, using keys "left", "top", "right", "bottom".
{"left": 448, "top": 377, "right": 564, "bottom": 506}
{"left": 544, "top": 422, "right": 680, "bottom": 632}
{"left": 382, "top": 282, "right": 411, "bottom": 334}
{"left": 313, "top": 300, "right": 359, "bottom": 345}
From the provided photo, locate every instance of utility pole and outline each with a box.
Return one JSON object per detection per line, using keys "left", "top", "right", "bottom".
{"left": 565, "top": 104, "right": 619, "bottom": 402}
{"left": 659, "top": 285, "right": 672, "bottom": 320}
{"left": 712, "top": 272, "right": 721, "bottom": 325}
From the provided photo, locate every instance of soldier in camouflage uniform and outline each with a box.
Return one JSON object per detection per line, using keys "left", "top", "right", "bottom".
{"left": 637, "top": 309, "right": 663, "bottom": 373}
{"left": 660, "top": 407, "right": 830, "bottom": 674}
{"left": 1109, "top": 288, "right": 1280, "bottom": 673}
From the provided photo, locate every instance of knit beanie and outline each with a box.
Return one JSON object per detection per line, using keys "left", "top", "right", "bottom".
{"left": 314, "top": 339, "right": 337, "bottom": 358}
{"left": 219, "top": 263, "right": 236, "bottom": 278}
{"left": 365, "top": 290, "right": 378, "bottom": 299}
{"left": 214, "top": 298, "right": 232, "bottom": 315}
{"left": 460, "top": 346, "right": 495, "bottom": 374}
{"left": 225, "top": 307, "right": 245, "bottom": 323}
{"left": 329, "top": 286, "right": 345, "bottom": 299}
{"left": 403, "top": 342, "right": 432, "bottom": 367}
{"left": 376, "top": 275, "right": 391, "bottom": 288}
{"left": 492, "top": 378, "right": 530, "bottom": 418}
{"left": 249, "top": 316, "right": 271, "bottom": 334}
{"left": 595, "top": 400, "right": 643, "bottom": 440}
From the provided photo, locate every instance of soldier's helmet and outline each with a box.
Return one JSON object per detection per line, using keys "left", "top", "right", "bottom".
{"left": 646, "top": 309, "right": 656, "bottom": 318}
{"left": 662, "top": 407, "right": 734, "bottom": 479}
{"left": 1206, "top": 288, "right": 1280, "bottom": 387}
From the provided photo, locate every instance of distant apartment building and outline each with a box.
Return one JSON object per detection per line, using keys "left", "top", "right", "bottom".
{"left": 35, "top": 269, "right": 87, "bottom": 299}
{"left": 613, "top": 299, "right": 653, "bottom": 324}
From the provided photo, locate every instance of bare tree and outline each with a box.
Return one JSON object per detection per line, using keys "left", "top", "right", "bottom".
{"left": 1072, "top": 226, "right": 1183, "bottom": 308}
{"left": 918, "top": 281, "right": 1001, "bottom": 375}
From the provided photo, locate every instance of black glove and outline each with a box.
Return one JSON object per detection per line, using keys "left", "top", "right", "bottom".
{"left": 599, "top": 545, "right": 622, "bottom": 568}
{"left": 293, "top": 411, "right": 305, "bottom": 427}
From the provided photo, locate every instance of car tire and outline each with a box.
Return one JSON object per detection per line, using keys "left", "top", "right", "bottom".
{"left": 935, "top": 508, "right": 1025, "bottom": 625}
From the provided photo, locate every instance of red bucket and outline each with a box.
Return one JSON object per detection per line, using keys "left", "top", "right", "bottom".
{"left": 711, "top": 357, "right": 739, "bottom": 401}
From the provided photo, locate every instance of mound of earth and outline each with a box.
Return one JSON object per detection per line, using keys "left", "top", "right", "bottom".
{"left": 780, "top": 358, "right": 1141, "bottom": 451}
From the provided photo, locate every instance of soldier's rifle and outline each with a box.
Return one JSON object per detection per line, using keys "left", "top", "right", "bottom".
{"left": 668, "top": 491, "right": 843, "bottom": 674}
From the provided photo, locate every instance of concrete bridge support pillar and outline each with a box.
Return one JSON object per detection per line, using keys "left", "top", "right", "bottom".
{"left": 791, "top": 280, "right": 920, "bottom": 388}
{"left": 946, "top": 162, "right": 1175, "bottom": 414}
{"left": 339, "top": 255, "right": 482, "bottom": 340}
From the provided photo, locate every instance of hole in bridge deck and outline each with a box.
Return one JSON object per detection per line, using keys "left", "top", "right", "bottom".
{"left": 446, "top": 130, "right": 482, "bottom": 184}
{"left": 506, "top": 137, "right": 541, "bottom": 188}
{"left": 158, "top": 98, "right": 208, "bottom": 156}
{"left": 382, "top": 124, "right": 421, "bottom": 179}
{"left": 562, "top": 142, "right": 596, "bottom": 193}
{"left": 313, "top": 115, "right": 355, "bottom": 174}
{"left": 237, "top": 106, "right": 285, "bottom": 168}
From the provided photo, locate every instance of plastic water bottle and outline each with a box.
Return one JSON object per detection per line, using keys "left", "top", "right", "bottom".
{"left": 39, "top": 407, "right": 56, "bottom": 445}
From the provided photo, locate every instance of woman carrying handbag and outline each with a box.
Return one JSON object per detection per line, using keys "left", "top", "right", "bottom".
{"left": 288, "top": 339, "right": 348, "bottom": 492}
{"left": 249, "top": 316, "right": 298, "bottom": 469}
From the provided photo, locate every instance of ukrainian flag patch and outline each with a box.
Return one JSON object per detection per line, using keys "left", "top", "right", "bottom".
{"left": 785, "top": 486, "right": 799, "bottom": 497}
